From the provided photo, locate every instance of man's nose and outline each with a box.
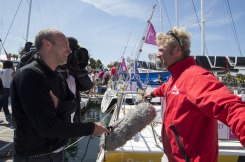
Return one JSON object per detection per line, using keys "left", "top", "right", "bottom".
{"left": 67, "top": 47, "right": 72, "bottom": 54}
{"left": 156, "top": 52, "right": 162, "bottom": 58}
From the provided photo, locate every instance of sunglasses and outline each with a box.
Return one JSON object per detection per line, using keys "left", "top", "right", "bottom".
{"left": 166, "top": 30, "right": 182, "bottom": 47}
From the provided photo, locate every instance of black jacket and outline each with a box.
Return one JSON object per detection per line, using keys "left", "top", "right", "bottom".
{"left": 11, "top": 58, "right": 95, "bottom": 156}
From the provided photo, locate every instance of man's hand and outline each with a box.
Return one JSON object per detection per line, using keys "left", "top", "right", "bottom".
{"left": 92, "top": 122, "right": 110, "bottom": 136}
{"left": 49, "top": 90, "right": 58, "bottom": 109}
{"left": 143, "top": 92, "right": 152, "bottom": 98}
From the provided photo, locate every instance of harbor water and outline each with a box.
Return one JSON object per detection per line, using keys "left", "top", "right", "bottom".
{"left": 65, "top": 103, "right": 112, "bottom": 162}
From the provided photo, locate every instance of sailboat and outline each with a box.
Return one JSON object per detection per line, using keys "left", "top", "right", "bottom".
{"left": 100, "top": 3, "right": 171, "bottom": 113}
{"left": 96, "top": 2, "right": 168, "bottom": 161}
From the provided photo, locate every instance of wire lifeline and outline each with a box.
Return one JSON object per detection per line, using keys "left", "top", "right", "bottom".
{"left": 64, "top": 104, "right": 115, "bottom": 150}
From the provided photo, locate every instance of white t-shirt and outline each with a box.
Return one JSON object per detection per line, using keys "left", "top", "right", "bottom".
{"left": 66, "top": 75, "right": 76, "bottom": 123}
{"left": 0, "top": 68, "right": 14, "bottom": 88}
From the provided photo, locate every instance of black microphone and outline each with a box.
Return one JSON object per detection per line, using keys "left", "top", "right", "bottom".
{"left": 100, "top": 102, "right": 156, "bottom": 151}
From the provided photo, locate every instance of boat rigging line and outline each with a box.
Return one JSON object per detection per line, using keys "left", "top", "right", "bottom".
{"left": 64, "top": 104, "right": 115, "bottom": 161}
{"left": 119, "top": 0, "right": 144, "bottom": 60}
{"left": 225, "top": 0, "right": 242, "bottom": 57}
{"left": 1, "top": 0, "right": 23, "bottom": 45}
{"left": 191, "top": 0, "right": 210, "bottom": 56}
{"left": 64, "top": 105, "right": 114, "bottom": 149}
{"left": 134, "top": 3, "right": 156, "bottom": 60}
{"left": 161, "top": 0, "right": 172, "bottom": 29}
{"left": 131, "top": 0, "right": 158, "bottom": 58}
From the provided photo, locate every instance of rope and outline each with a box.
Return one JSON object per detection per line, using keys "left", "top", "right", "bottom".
{"left": 161, "top": 0, "right": 172, "bottom": 29}
{"left": 2, "top": 0, "right": 23, "bottom": 45}
{"left": 64, "top": 104, "right": 115, "bottom": 150}
{"left": 225, "top": 0, "right": 242, "bottom": 57}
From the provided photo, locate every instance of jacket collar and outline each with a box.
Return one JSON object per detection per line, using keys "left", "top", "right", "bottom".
{"left": 168, "top": 57, "right": 196, "bottom": 78}
{"left": 36, "top": 56, "right": 58, "bottom": 76}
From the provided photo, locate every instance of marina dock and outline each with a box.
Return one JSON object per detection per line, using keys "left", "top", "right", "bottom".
{"left": 0, "top": 108, "right": 13, "bottom": 162}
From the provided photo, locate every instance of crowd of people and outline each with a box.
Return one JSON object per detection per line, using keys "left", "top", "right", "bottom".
{"left": 88, "top": 68, "right": 115, "bottom": 97}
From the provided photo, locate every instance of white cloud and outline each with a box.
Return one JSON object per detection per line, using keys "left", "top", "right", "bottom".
{"left": 79, "top": 0, "right": 149, "bottom": 20}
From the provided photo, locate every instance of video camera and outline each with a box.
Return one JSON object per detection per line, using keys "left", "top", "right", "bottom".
{"left": 67, "top": 47, "right": 89, "bottom": 70}
{"left": 64, "top": 43, "right": 93, "bottom": 92}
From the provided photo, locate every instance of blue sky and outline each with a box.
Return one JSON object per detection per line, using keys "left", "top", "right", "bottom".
{"left": 0, "top": 0, "right": 245, "bottom": 66}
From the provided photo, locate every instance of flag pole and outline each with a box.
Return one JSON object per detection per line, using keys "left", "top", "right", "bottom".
{"left": 0, "top": 39, "right": 10, "bottom": 60}
{"left": 134, "top": 4, "right": 156, "bottom": 60}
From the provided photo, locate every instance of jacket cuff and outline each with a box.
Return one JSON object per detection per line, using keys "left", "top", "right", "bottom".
{"left": 150, "top": 92, "right": 156, "bottom": 97}
{"left": 89, "top": 122, "right": 95, "bottom": 135}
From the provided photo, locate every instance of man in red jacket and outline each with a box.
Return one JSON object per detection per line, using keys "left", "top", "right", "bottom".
{"left": 144, "top": 27, "right": 245, "bottom": 162}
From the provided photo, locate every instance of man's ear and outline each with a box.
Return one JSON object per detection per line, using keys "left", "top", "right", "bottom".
{"left": 175, "top": 45, "right": 182, "bottom": 53}
{"left": 42, "top": 39, "right": 51, "bottom": 48}
{"left": 173, "top": 45, "right": 182, "bottom": 56}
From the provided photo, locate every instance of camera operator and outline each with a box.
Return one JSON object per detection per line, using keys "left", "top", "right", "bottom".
{"left": 57, "top": 36, "right": 93, "bottom": 123}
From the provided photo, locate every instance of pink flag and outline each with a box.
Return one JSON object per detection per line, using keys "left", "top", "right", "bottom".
{"left": 145, "top": 23, "right": 157, "bottom": 45}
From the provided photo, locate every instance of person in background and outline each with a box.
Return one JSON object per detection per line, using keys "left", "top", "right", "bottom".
{"left": 89, "top": 70, "right": 96, "bottom": 97}
{"left": 11, "top": 29, "right": 109, "bottom": 162}
{"left": 104, "top": 69, "right": 110, "bottom": 85}
{"left": 0, "top": 60, "right": 15, "bottom": 121}
{"left": 19, "top": 42, "right": 33, "bottom": 57}
{"left": 17, "top": 42, "right": 37, "bottom": 70}
{"left": 98, "top": 70, "right": 104, "bottom": 82}
{"left": 110, "top": 63, "right": 117, "bottom": 81}
{"left": 143, "top": 27, "right": 245, "bottom": 162}
{"left": 96, "top": 78, "right": 102, "bottom": 95}
{"left": 157, "top": 73, "right": 163, "bottom": 84}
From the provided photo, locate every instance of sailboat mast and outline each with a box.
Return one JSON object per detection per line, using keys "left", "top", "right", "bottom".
{"left": 26, "top": 0, "right": 32, "bottom": 42}
{"left": 159, "top": 0, "right": 163, "bottom": 32}
{"left": 175, "top": 0, "right": 178, "bottom": 27}
{"left": 201, "top": 0, "right": 205, "bottom": 56}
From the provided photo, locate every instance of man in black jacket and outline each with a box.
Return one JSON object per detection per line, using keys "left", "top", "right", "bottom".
{"left": 11, "top": 29, "right": 109, "bottom": 162}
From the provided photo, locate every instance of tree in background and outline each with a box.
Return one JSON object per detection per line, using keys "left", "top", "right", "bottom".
{"left": 89, "top": 57, "right": 104, "bottom": 70}
{"left": 236, "top": 73, "right": 245, "bottom": 83}
{"left": 11, "top": 54, "right": 19, "bottom": 60}
{"left": 89, "top": 58, "right": 96, "bottom": 69}
{"left": 95, "top": 59, "right": 104, "bottom": 70}
{"left": 107, "top": 61, "right": 120, "bottom": 69}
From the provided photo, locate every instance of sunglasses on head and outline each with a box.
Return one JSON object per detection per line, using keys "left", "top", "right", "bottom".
{"left": 166, "top": 30, "right": 182, "bottom": 47}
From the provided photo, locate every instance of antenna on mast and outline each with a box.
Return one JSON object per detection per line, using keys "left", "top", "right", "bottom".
{"left": 26, "top": 0, "right": 32, "bottom": 43}
{"left": 175, "top": 0, "right": 179, "bottom": 27}
{"left": 201, "top": 0, "right": 205, "bottom": 56}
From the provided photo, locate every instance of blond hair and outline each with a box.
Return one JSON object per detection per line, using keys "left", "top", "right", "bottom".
{"left": 156, "top": 26, "right": 191, "bottom": 58}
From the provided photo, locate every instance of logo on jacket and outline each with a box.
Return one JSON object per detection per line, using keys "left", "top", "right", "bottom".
{"left": 171, "top": 85, "right": 179, "bottom": 95}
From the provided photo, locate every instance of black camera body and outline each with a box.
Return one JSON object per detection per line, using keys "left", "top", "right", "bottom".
{"left": 67, "top": 47, "right": 89, "bottom": 70}
{"left": 65, "top": 47, "right": 93, "bottom": 91}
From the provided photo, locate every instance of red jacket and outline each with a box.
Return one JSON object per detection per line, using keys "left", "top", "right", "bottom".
{"left": 153, "top": 57, "right": 245, "bottom": 162}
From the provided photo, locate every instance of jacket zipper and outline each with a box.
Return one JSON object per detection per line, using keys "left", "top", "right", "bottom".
{"left": 170, "top": 123, "right": 190, "bottom": 162}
